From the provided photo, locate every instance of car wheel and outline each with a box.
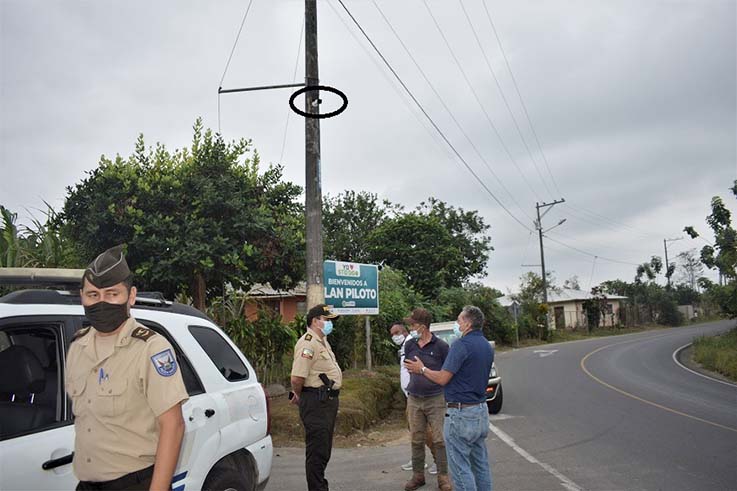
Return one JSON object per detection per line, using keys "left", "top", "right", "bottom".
{"left": 203, "top": 466, "right": 254, "bottom": 491}
{"left": 487, "top": 384, "right": 503, "bottom": 414}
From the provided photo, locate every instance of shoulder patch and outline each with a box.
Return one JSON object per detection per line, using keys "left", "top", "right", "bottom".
{"left": 305, "top": 333, "right": 313, "bottom": 341}
{"left": 301, "top": 348, "right": 314, "bottom": 359}
{"left": 131, "top": 327, "right": 156, "bottom": 342}
{"left": 151, "top": 349, "right": 178, "bottom": 377}
{"left": 71, "top": 327, "right": 91, "bottom": 343}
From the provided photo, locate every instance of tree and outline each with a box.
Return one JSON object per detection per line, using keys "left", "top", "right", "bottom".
{"left": 60, "top": 119, "right": 305, "bottom": 309}
{"left": 563, "top": 275, "right": 581, "bottom": 290}
{"left": 684, "top": 180, "right": 737, "bottom": 317}
{"left": 367, "top": 198, "right": 492, "bottom": 298}
{"left": 511, "top": 272, "right": 557, "bottom": 341}
{"left": 582, "top": 286, "right": 608, "bottom": 332}
{"left": 436, "top": 283, "right": 515, "bottom": 344}
{"left": 676, "top": 249, "right": 704, "bottom": 291}
{"left": 322, "top": 191, "right": 400, "bottom": 263}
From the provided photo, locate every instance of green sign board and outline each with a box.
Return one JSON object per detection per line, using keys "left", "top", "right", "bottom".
{"left": 323, "top": 260, "right": 379, "bottom": 315}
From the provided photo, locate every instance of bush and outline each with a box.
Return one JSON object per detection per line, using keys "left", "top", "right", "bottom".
{"left": 693, "top": 328, "right": 737, "bottom": 381}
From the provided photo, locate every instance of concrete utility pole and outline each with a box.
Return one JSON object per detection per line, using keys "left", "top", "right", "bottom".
{"left": 535, "top": 199, "right": 566, "bottom": 331}
{"left": 304, "top": 0, "right": 324, "bottom": 309}
{"left": 663, "top": 237, "right": 684, "bottom": 289}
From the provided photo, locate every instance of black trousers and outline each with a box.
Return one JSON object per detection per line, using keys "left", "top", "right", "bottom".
{"left": 76, "top": 466, "right": 155, "bottom": 491}
{"left": 299, "top": 390, "right": 339, "bottom": 491}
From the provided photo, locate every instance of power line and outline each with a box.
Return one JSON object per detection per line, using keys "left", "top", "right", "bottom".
{"left": 422, "top": 0, "right": 553, "bottom": 203}
{"left": 335, "top": 0, "right": 533, "bottom": 233}
{"left": 543, "top": 235, "right": 641, "bottom": 266}
{"left": 481, "top": 0, "right": 562, "bottom": 198}
{"left": 372, "top": 1, "right": 534, "bottom": 223}
{"left": 217, "top": 0, "right": 255, "bottom": 133}
{"left": 279, "top": 16, "right": 305, "bottom": 164}
{"left": 458, "top": 0, "right": 550, "bottom": 202}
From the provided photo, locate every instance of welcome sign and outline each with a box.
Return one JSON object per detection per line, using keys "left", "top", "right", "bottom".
{"left": 323, "top": 260, "right": 379, "bottom": 315}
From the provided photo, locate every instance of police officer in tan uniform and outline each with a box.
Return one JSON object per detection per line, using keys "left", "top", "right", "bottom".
{"left": 290, "top": 304, "right": 342, "bottom": 491}
{"left": 65, "top": 245, "right": 189, "bottom": 491}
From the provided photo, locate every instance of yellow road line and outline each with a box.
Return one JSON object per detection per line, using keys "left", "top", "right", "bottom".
{"left": 580, "top": 337, "right": 737, "bottom": 434}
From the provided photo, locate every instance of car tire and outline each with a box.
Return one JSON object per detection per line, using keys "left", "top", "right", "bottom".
{"left": 203, "top": 466, "right": 255, "bottom": 491}
{"left": 487, "top": 384, "right": 503, "bottom": 414}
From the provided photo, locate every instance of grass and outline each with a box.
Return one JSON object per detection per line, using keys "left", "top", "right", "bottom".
{"left": 692, "top": 328, "right": 737, "bottom": 382}
{"left": 269, "top": 365, "right": 405, "bottom": 447}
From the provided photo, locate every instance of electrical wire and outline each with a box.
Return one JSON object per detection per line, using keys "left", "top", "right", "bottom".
{"left": 587, "top": 255, "right": 598, "bottom": 290}
{"left": 543, "top": 235, "right": 641, "bottom": 266}
{"left": 217, "top": 0, "right": 255, "bottom": 134}
{"left": 481, "top": 0, "right": 562, "bottom": 198}
{"left": 422, "top": 1, "right": 552, "bottom": 204}
{"left": 372, "top": 0, "right": 534, "bottom": 223}
{"left": 458, "top": 0, "right": 550, "bottom": 202}
{"left": 335, "top": 0, "right": 533, "bottom": 233}
{"left": 279, "top": 16, "right": 305, "bottom": 164}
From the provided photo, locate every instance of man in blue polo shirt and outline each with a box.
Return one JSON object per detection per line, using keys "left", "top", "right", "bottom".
{"left": 405, "top": 305, "right": 494, "bottom": 491}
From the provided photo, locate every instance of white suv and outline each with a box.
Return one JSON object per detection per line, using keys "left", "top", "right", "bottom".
{"left": 0, "top": 284, "right": 272, "bottom": 491}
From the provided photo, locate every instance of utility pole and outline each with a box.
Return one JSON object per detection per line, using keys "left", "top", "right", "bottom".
{"left": 663, "top": 237, "right": 683, "bottom": 289}
{"left": 304, "top": 0, "right": 324, "bottom": 309}
{"left": 535, "top": 199, "right": 566, "bottom": 333}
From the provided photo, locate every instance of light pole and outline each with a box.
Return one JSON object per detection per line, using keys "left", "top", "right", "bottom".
{"left": 535, "top": 199, "right": 565, "bottom": 333}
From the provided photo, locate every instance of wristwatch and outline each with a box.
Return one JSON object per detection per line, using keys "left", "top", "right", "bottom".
{"left": 421, "top": 366, "right": 427, "bottom": 375}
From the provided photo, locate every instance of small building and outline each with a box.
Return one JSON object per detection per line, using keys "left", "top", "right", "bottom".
{"left": 546, "top": 289, "right": 628, "bottom": 330}
{"left": 244, "top": 282, "right": 307, "bottom": 323}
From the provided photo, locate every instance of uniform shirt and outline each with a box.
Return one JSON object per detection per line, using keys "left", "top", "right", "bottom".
{"left": 290, "top": 328, "right": 342, "bottom": 389}
{"left": 404, "top": 334, "right": 449, "bottom": 398}
{"left": 442, "top": 329, "right": 494, "bottom": 404}
{"left": 65, "top": 317, "right": 189, "bottom": 482}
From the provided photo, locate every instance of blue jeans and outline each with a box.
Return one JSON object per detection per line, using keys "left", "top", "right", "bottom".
{"left": 444, "top": 403, "right": 492, "bottom": 491}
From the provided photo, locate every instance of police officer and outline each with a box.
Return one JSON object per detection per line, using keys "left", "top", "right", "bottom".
{"left": 289, "top": 304, "right": 342, "bottom": 491}
{"left": 65, "top": 245, "right": 189, "bottom": 491}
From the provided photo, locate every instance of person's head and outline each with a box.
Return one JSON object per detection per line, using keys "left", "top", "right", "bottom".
{"left": 306, "top": 304, "right": 339, "bottom": 336}
{"left": 457, "top": 305, "right": 484, "bottom": 335}
{"left": 79, "top": 245, "right": 137, "bottom": 334}
{"left": 403, "top": 308, "right": 432, "bottom": 338}
{"left": 389, "top": 322, "right": 407, "bottom": 345}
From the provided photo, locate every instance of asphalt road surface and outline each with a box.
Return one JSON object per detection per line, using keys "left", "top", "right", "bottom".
{"left": 270, "top": 320, "right": 737, "bottom": 490}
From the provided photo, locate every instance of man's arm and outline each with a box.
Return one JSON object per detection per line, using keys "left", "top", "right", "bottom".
{"left": 404, "top": 356, "right": 454, "bottom": 386}
{"left": 150, "top": 402, "right": 185, "bottom": 491}
{"left": 290, "top": 376, "right": 305, "bottom": 405}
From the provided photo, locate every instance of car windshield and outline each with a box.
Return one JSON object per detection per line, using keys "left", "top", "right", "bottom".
{"left": 433, "top": 329, "right": 459, "bottom": 345}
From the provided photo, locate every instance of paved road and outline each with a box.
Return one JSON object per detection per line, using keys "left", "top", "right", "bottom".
{"left": 270, "top": 320, "right": 737, "bottom": 490}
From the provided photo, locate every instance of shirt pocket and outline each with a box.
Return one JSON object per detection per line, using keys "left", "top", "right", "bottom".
{"left": 96, "top": 378, "right": 128, "bottom": 418}
{"left": 68, "top": 376, "right": 88, "bottom": 417}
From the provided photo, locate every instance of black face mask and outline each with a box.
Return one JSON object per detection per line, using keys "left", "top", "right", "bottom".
{"left": 84, "top": 301, "right": 130, "bottom": 333}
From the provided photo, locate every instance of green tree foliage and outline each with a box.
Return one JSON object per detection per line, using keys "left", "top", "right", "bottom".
{"left": 436, "top": 283, "right": 515, "bottom": 344}
{"left": 512, "top": 272, "right": 556, "bottom": 340}
{"left": 602, "top": 268, "right": 683, "bottom": 326}
{"left": 368, "top": 198, "right": 492, "bottom": 298}
{"left": 322, "top": 191, "right": 400, "bottom": 263}
{"left": 60, "top": 119, "right": 305, "bottom": 309}
{"left": 684, "top": 181, "right": 737, "bottom": 317}
{"left": 582, "top": 286, "right": 609, "bottom": 332}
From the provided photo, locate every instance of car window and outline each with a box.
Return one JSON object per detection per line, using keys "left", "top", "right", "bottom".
{"left": 433, "top": 330, "right": 459, "bottom": 345}
{"left": 188, "top": 325, "right": 249, "bottom": 382}
{"left": 0, "top": 323, "right": 65, "bottom": 441}
{"left": 136, "top": 321, "right": 205, "bottom": 397}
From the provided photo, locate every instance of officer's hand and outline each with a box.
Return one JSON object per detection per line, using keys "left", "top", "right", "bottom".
{"left": 289, "top": 392, "right": 300, "bottom": 405}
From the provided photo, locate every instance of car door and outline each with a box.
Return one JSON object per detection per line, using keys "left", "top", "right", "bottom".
{"left": 0, "top": 316, "right": 77, "bottom": 491}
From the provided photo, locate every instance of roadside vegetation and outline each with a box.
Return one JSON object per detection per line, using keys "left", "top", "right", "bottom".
{"left": 692, "top": 328, "right": 737, "bottom": 382}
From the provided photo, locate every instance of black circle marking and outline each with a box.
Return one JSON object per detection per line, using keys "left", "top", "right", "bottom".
{"left": 289, "top": 85, "right": 348, "bottom": 119}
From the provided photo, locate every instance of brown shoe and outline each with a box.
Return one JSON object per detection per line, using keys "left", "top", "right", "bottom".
{"left": 404, "top": 472, "right": 426, "bottom": 491}
{"left": 437, "top": 473, "right": 452, "bottom": 491}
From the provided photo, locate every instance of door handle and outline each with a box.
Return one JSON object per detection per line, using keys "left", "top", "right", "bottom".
{"left": 42, "top": 452, "right": 74, "bottom": 470}
{"left": 205, "top": 409, "right": 215, "bottom": 418}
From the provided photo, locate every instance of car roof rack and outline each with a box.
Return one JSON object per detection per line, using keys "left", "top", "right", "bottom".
{"left": 0, "top": 268, "right": 85, "bottom": 287}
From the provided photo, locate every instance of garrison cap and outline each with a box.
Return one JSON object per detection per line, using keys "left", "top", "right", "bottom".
{"left": 306, "top": 304, "right": 339, "bottom": 326}
{"left": 83, "top": 245, "right": 131, "bottom": 288}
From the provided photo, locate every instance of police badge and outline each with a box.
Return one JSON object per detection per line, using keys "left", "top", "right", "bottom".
{"left": 151, "top": 349, "right": 178, "bottom": 377}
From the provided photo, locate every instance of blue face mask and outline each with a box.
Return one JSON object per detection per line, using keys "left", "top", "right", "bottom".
{"left": 453, "top": 322, "right": 462, "bottom": 337}
{"left": 322, "top": 320, "right": 334, "bottom": 336}
{"left": 409, "top": 329, "right": 419, "bottom": 339}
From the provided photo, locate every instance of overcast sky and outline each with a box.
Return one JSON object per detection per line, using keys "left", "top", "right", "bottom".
{"left": 1, "top": 0, "right": 735, "bottom": 293}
